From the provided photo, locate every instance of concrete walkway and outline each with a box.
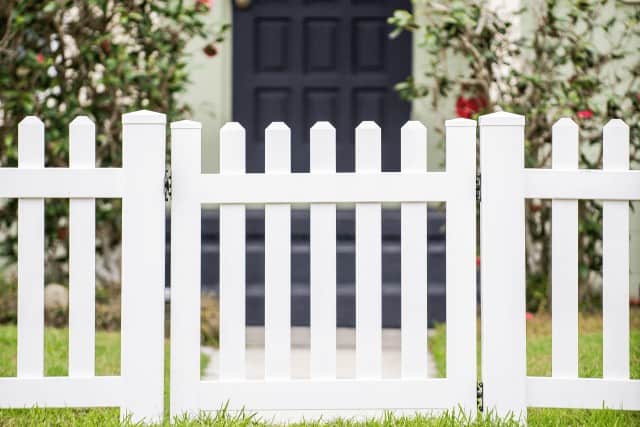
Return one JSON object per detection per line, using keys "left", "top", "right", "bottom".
{"left": 202, "top": 327, "right": 438, "bottom": 379}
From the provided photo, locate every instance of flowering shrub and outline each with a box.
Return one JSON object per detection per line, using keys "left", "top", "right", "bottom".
{"left": 0, "top": 1, "right": 224, "bottom": 285}
{"left": 390, "top": 0, "right": 640, "bottom": 310}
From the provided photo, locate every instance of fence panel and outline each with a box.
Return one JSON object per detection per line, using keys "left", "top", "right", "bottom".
{"left": 170, "top": 118, "right": 478, "bottom": 421}
{"left": 480, "top": 113, "right": 640, "bottom": 419}
{"left": 0, "top": 111, "right": 166, "bottom": 423}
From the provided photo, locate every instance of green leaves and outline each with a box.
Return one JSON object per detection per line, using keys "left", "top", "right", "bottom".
{"left": 0, "top": 0, "right": 225, "bottom": 282}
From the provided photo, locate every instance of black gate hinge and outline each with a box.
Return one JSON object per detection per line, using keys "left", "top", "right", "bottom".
{"left": 164, "top": 167, "right": 172, "bottom": 202}
{"left": 477, "top": 381, "right": 484, "bottom": 412}
{"left": 476, "top": 173, "right": 481, "bottom": 202}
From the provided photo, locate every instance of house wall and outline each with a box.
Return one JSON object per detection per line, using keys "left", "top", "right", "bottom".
{"left": 179, "top": 1, "right": 640, "bottom": 299}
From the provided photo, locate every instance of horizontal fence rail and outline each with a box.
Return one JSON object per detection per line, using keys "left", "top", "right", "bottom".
{"left": 170, "top": 118, "right": 478, "bottom": 421}
{"left": 0, "top": 111, "right": 166, "bottom": 423}
{"left": 480, "top": 112, "right": 640, "bottom": 420}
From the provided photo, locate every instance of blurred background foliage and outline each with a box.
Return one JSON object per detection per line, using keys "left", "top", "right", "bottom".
{"left": 390, "top": 0, "right": 640, "bottom": 311}
{"left": 0, "top": 0, "right": 226, "bottom": 296}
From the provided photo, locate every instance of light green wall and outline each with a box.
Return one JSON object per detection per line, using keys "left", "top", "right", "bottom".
{"left": 179, "top": 2, "right": 639, "bottom": 298}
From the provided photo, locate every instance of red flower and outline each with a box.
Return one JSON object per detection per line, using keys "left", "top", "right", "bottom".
{"left": 576, "top": 110, "right": 593, "bottom": 119}
{"left": 456, "top": 95, "right": 487, "bottom": 119}
{"left": 526, "top": 312, "right": 535, "bottom": 320}
{"left": 36, "top": 53, "right": 45, "bottom": 64}
{"left": 476, "top": 256, "right": 480, "bottom": 267}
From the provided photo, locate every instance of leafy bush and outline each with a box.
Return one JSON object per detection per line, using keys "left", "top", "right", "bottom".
{"left": 0, "top": 0, "right": 224, "bottom": 285}
{"left": 390, "top": 0, "right": 640, "bottom": 311}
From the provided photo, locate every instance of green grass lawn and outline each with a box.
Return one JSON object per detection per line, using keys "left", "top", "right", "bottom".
{"left": 0, "top": 311, "right": 638, "bottom": 426}
{"left": 429, "top": 308, "right": 640, "bottom": 426}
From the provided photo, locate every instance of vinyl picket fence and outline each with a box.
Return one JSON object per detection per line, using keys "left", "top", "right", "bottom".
{"left": 0, "top": 110, "right": 638, "bottom": 423}
{"left": 0, "top": 111, "right": 167, "bottom": 423}
{"left": 479, "top": 112, "right": 640, "bottom": 418}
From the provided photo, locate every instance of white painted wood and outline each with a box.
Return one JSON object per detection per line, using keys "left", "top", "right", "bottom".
{"left": 169, "top": 119, "right": 203, "bottom": 417}
{"left": 17, "top": 116, "right": 45, "bottom": 378}
{"left": 219, "top": 122, "right": 247, "bottom": 380}
{"left": 479, "top": 111, "right": 527, "bottom": 419}
{"left": 602, "top": 119, "right": 630, "bottom": 380}
{"left": 197, "top": 378, "right": 458, "bottom": 412}
{"left": 69, "top": 116, "right": 96, "bottom": 377}
{"left": 444, "top": 118, "right": 477, "bottom": 415}
{"left": 527, "top": 377, "right": 640, "bottom": 410}
{"left": 400, "top": 121, "right": 428, "bottom": 379}
{"left": 523, "top": 169, "right": 640, "bottom": 200}
{"left": 121, "top": 110, "right": 166, "bottom": 423}
{"left": 264, "top": 122, "right": 291, "bottom": 379}
{"left": 551, "top": 118, "right": 579, "bottom": 378}
{"left": 310, "top": 122, "right": 336, "bottom": 379}
{"left": 197, "top": 172, "right": 452, "bottom": 204}
{"left": 0, "top": 168, "right": 124, "bottom": 198}
{"left": 355, "top": 121, "right": 382, "bottom": 379}
{"left": 0, "top": 377, "right": 123, "bottom": 408}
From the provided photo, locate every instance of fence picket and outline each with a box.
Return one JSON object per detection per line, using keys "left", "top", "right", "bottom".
{"left": 17, "top": 116, "right": 45, "bottom": 378}
{"left": 602, "top": 119, "right": 630, "bottom": 379}
{"left": 170, "top": 120, "right": 203, "bottom": 417}
{"left": 551, "top": 118, "right": 579, "bottom": 378}
{"left": 69, "top": 116, "right": 96, "bottom": 377}
{"left": 219, "top": 123, "right": 247, "bottom": 380}
{"left": 355, "top": 121, "right": 382, "bottom": 379}
{"left": 264, "top": 122, "right": 291, "bottom": 379}
{"left": 310, "top": 122, "right": 337, "bottom": 379}
{"left": 400, "top": 121, "right": 428, "bottom": 379}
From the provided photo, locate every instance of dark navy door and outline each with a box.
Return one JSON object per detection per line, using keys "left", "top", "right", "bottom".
{"left": 233, "top": 0, "right": 412, "bottom": 172}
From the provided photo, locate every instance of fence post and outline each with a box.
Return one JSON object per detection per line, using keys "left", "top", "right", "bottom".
{"left": 444, "top": 118, "right": 477, "bottom": 416}
{"left": 121, "top": 110, "right": 166, "bottom": 423}
{"left": 479, "top": 112, "right": 526, "bottom": 419}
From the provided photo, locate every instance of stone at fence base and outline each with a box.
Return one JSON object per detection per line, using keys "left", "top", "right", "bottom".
{"left": 44, "top": 283, "right": 68, "bottom": 312}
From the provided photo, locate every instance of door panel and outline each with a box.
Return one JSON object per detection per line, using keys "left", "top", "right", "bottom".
{"left": 233, "top": 0, "right": 412, "bottom": 173}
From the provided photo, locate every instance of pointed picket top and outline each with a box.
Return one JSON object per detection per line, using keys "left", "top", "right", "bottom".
{"left": 356, "top": 120, "right": 380, "bottom": 131}
{"left": 553, "top": 117, "right": 578, "bottom": 130}
{"left": 70, "top": 115, "right": 94, "bottom": 127}
{"left": 445, "top": 117, "right": 476, "bottom": 127}
{"left": 603, "top": 118, "right": 629, "bottom": 131}
{"left": 122, "top": 109, "right": 166, "bottom": 124}
{"left": 266, "top": 121, "right": 289, "bottom": 131}
{"left": 171, "top": 119, "right": 201, "bottom": 130}
{"left": 401, "top": 120, "right": 426, "bottom": 131}
{"left": 479, "top": 111, "right": 525, "bottom": 126}
{"left": 311, "top": 121, "right": 335, "bottom": 131}
{"left": 19, "top": 115, "right": 44, "bottom": 127}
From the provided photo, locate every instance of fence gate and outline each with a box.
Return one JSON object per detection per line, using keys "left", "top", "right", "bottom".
{"left": 0, "top": 111, "right": 166, "bottom": 423}
{"left": 169, "top": 118, "right": 478, "bottom": 420}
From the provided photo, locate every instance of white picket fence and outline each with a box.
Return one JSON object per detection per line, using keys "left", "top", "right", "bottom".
{"left": 0, "top": 110, "right": 638, "bottom": 423}
{"left": 170, "top": 118, "right": 478, "bottom": 420}
{"left": 480, "top": 112, "right": 640, "bottom": 419}
{"left": 0, "top": 111, "right": 167, "bottom": 423}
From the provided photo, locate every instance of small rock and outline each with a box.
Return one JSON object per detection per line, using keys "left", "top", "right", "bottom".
{"left": 44, "top": 283, "right": 69, "bottom": 311}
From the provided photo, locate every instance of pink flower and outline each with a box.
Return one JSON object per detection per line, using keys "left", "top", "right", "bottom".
{"left": 196, "top": 0, "right": 212, "bottom": 10}
{"left": 576, "top": 110, "right": 593, "bottom": 119}
{"left": 476, "top": 256, "right": 480, "bottom": 267}
{"left": 526, "top": 312, "right": 535, "bottom": 320}
{"left": 36, "top": 53, "right": 45, "bottom": 64}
